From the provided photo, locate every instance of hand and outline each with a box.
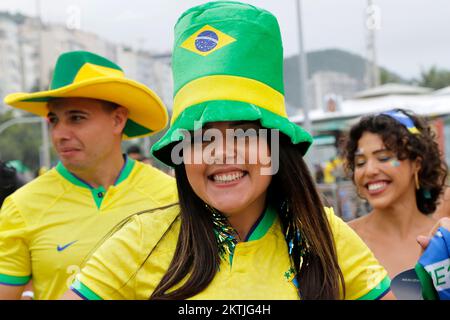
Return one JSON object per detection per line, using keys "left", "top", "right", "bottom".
{"left": 416, "top": 217, "right": 450, "bottom": 251}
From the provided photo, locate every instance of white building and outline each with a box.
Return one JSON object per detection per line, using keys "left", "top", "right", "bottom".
{"left": 0, "top": 13, "right": 22, "bottom": 113}
{"left": 38, "top": 23, "right": 117, "bottom": 89}
{"left": 18, "top": 17, "right": 41, "bottom": 92}
{"left": 307, "top": 71, "right": 361, "bottom": 111}
{"left": 0, "top": 12, "right": 173, "bottom": 116}
{"left": 116, "top": 47, "right": 173, "bottom": 111}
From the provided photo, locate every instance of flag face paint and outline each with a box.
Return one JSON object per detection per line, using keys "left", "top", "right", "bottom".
{"left": 390, "top": 159, "right": 400, "bottom": 167}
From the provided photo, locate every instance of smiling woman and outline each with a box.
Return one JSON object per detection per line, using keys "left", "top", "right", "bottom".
{"left": 345, "top": 109, "right": 448, "bottom": 280}
{"left": 62, "top": 1, "right": 393, "bottom": 301}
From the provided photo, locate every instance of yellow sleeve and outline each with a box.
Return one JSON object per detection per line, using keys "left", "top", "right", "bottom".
{"left": 71, "top": 215, "right": 144, "bottom": 300}
{"left": 0, "top": 197, "right": 31, "bottom": 286}
{"left": 325, "top": 207, "right": 391, "bottom": 300}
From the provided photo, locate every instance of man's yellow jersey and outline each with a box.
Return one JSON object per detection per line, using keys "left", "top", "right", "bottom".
{"left": 0, "top": 157, "right": 177, "bottom": 299}
{"left": 73, "top": 206, "right": 390, "bottom": 300}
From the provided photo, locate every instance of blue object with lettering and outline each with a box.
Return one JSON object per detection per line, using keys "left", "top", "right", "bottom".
{"left": 415, "top": 227, "right": 450, "bottom": 300}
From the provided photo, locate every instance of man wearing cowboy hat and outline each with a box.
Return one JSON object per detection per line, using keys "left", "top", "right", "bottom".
{"left": 0, "top": 51, "right": 176, "bottom": 300}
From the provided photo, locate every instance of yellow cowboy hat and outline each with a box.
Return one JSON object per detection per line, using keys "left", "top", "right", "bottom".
{"left": 4, "top": 51, "right": 168, "bottom": 139}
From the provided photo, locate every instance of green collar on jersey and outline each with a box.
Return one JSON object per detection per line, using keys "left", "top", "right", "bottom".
{"left": 245, "top": 205, "right": 277, "bottom": 242}
{"left": 55, "top": 155, "right": 135, "bottom": 209}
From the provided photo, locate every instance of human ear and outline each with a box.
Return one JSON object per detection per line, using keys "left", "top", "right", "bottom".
{"left": 112, "top": 106, "right": 128, "bottom": 133}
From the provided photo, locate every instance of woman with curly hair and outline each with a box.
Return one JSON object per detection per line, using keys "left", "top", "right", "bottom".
{"left": 344, "top": 109, "right": 448, "bottom": 278}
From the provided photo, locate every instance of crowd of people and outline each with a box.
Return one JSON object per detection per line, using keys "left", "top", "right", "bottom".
{"left": 0, "top": 1, "right": 448, "bottom": 301}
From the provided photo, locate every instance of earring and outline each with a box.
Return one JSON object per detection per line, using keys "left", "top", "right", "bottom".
{"left": 414, "top": 171, "right": 420, "bottom": 190}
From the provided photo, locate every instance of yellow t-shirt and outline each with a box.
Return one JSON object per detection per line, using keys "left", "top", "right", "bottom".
{"left": 72, "top": 206, "right": 390, "bottom": 300}
{"left": 0, "top": 157, "right": 177, "bottom": 299}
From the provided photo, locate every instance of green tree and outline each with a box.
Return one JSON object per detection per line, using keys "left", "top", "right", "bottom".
{"left": 418, "top": 66, "right": 450, "bottom": 90}
{"left": 379, "top": 68, "right": 404, "bottom": 85}
{"left": 0, "top": 111, "right": 45, "bottom": 172}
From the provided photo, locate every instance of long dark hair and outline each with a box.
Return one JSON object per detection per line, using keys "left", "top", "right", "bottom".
{"left": 150, "top": 134, "right": 345, "bottom": 300}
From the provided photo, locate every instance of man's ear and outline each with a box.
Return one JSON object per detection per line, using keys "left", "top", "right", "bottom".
{"left": 112, "top": 106, "right": 128, "bottom": 134}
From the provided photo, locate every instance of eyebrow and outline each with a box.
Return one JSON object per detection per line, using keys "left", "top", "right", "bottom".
{"left": 355, "top": 148, "right": 390, "bottom": 156}
{"left": 47, "top": 110, "right": 89, "bottom": 117}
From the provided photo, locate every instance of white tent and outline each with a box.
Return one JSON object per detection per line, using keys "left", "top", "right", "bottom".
{"left": 290, "top": 93, "right": 450, "bottom": 124}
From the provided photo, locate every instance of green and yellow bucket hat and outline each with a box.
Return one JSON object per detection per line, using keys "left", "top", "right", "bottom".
{"left": 4, "top": 51, "right": 168, "bottom": 139}
{"left": 151, "top": 1, "right": 312, "bottom": 166}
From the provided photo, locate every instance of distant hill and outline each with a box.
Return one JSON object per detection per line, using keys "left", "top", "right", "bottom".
{"left": 283, "top": 48, "right": 404, "bottom": 112}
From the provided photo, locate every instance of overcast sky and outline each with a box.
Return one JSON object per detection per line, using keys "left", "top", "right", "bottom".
{"left": 1, "top": 0, "right": 449, "bottom": 79}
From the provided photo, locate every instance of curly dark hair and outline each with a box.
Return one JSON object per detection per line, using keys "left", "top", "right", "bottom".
{"left": 344, "top": 109, "right": 448, "bottom": 214}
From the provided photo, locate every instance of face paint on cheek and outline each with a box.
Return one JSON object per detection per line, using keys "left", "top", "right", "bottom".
{"left": 390, "top": 159, "right": 400, "bottom": 167}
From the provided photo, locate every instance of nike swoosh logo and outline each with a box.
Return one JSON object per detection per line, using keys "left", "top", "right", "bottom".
{"left": 57, "top": 240, "right": 78, "bottom": 252}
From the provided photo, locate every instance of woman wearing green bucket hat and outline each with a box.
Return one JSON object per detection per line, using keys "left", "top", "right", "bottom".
{"left": 62, "top": 1, "right": 393, "bottom": 300}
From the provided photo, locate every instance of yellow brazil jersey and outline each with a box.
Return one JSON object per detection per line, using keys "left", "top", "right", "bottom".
{"left": 0, "top": 157, "right": 177, "bottom": 300}
{"left": 72, "top": 206, "right": 391, "bottom": 300}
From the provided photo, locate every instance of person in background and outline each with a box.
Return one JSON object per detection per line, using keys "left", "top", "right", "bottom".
{"left": 0, "top": 51, "right": 176, "bottom": 300}
{"left": 126, "top": 145, "right": 144, "bottom": 161}
{"left": 344, "top": 109, "right": 448, "bottom": 279}
{"left": 0, "top": 161, "right": 22, "bottom": 207}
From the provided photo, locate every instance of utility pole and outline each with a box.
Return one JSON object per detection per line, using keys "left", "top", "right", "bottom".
{"left": 365, "top": 0, "right": 380, "bottom": 88}
{"left": 36, "top": 0, "right": 51, "bottom": 169}
{"left": 295, "top": 0, "right": 314, "bottom": 162}
{"left": 296, "top": 0, "right": 311, "bottom": 133}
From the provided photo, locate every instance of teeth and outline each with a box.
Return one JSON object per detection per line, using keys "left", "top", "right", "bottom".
{"left": 368, "top": 182, "right": 387, "bottom": 191}
{"left": 213, "top": 171, "right": 244, "bottom": 183}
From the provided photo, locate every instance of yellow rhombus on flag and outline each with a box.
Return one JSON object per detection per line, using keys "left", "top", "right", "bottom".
{"left": 180, "top": 25, "right": 236, "bottom": 57}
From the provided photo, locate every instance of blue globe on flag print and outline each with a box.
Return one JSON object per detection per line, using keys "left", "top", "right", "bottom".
{"left": 195, "top": 30, "right": 218, "bottom": 52}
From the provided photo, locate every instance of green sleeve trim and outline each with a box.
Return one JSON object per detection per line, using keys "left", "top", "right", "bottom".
{"left": 414, "top": 262, "right": 439, "bottom": 300}
{"left": 71, "top": 279, "right": 103, "bottom": 300}
{"left": 0, "top": 273, "right": 31, "bottom": 286}
{"left": 357, "top": 275, "right": 391, "bottom": 300}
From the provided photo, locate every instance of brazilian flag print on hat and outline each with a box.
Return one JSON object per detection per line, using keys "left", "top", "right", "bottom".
{"left": 151, "top": 1, "right": 313, "bottom": 166}
{"left": 4, "top": 51, "right": 168, "bottom": 139}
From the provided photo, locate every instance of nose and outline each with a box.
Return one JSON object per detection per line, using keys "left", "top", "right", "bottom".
{"left": 208, "top": 134, "right": 238, "bottom": 165}
{"left": 364, "top": 158, "right": 380, "bottom": 177}
{"left": 50, "top": 121, "right": 72, "bottom": 143}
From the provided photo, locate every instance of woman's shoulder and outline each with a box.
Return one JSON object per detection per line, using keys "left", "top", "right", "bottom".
{"left": 323, "top": 207, "right": 361, "bottom": 233}
{"left": 134, "top": 204, "right": 181, "bottom": 247}
{"left": 135, "top": 203, "right": 180, "bottom": 229}
{"left": 347, "top": 214, "right": 371, "bottom": 233}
